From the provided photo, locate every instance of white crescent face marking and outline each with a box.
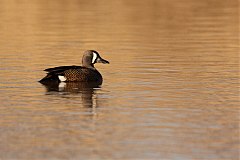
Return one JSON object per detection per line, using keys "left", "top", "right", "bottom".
{"left": 58, "top": 75, "right": 66, "bottom": 82}
{"left": 92, "top": 52, "right": 98, "bottom": 64}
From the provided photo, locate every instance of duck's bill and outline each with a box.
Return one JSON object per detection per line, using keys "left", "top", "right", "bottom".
{"left": 97, "top": 57, "right": 109, "bottom": 64}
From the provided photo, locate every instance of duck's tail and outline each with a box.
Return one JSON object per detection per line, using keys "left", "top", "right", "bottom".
{"left": 39, "top": 73, "right": 60, "bottom": 84}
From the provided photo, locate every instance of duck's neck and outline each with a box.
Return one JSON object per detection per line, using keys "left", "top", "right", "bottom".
{"left": 82, "top": 63, "right": 95, "bottom": 69}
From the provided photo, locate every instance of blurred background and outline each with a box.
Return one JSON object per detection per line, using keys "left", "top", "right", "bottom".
{"left": 0, "top": 0, "right": 239, "bottom": 159}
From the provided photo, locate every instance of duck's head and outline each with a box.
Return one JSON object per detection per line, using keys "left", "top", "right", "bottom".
{"left": 82, "top": 50, "right": 109, "bottom": 68}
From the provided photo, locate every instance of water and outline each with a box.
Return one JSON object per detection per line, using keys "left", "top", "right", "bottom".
{"left": 0, "top": 0, "right": 239, "bottom": 159}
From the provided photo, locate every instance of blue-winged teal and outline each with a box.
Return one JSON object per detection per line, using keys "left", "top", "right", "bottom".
{"left": 39, "top": 50, "right": 109, "bottom": 84}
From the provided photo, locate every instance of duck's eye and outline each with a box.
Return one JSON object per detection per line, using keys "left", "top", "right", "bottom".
{"left": 92, "top": 52, "right": 98, "bottom": 63}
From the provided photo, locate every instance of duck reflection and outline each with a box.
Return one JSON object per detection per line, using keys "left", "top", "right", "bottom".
{"left": 40, "top": 81, "right": 101, "bottom": 108}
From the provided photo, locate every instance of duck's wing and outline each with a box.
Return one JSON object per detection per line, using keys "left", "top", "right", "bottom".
{"left": 44, "top": 65, "right": 82, "bottom": 74}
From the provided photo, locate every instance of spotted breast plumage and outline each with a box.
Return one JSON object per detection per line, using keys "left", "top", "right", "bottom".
{"left": 63, "top": 68, "right": 102, "bottom": 82}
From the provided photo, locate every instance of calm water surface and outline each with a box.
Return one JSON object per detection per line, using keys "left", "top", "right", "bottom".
{"left": 0, "top": 0, "right": 239, "bottom": 159}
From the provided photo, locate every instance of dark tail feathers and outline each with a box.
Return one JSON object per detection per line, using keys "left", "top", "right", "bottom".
{"left": 39, "top": 74, "right": 60, "bottom": 84}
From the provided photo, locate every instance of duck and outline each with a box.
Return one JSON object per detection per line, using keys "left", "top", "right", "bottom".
{"left": 39, "top": 50, "right": 109, "bottom": 85}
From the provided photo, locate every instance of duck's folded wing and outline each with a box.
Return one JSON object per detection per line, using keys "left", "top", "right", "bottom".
{"left": 44, "top": 65, "right": 82, "bottom": 73}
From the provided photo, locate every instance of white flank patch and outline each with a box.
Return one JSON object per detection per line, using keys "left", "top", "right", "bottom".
{"left": 58, "top": 82, "right": 66, "bottom": 91}
{"left": 58, "top": 75, "right": 66, "bottom": 82}
{"left": 92, "top": 52, "right": 98, "bottom": 64}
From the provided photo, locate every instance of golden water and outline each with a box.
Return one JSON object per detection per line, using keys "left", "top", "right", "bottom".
{"left": 0, "top": 0, "right": 239, "bottom": 159}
